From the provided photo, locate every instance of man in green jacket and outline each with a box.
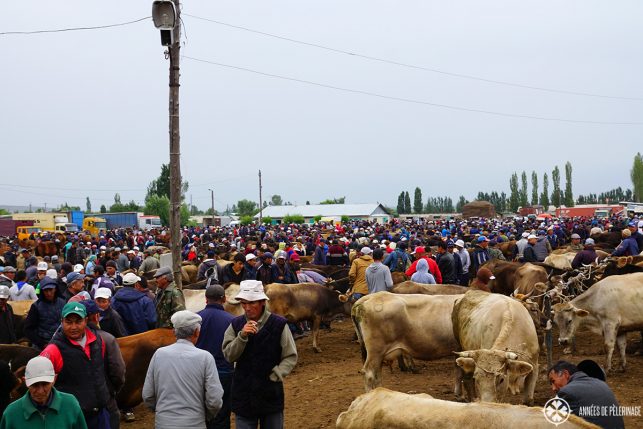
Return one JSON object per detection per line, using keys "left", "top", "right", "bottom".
{"left": 0, "top": 356, "right": 87, "bottom": 429}
{"left": 154, "top": 267, "right": 185, "bottom": 328}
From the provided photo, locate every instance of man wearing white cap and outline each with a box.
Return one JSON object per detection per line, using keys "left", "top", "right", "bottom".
{"left": 454, "top": 240, "right": 471, "bottom": 286}
{"left": 112, "top": 272, "right": 157, "bottom": 335}
{"left": 143, "top": 310, "right": 223, "bottom": 429}
{"left": 222, "top": 280, "right": 297, "bottom": 429}
{"left": 522, "top": 235, "right": 539, "bottom": 263}
{"left": 0, "top": 356, "right": 86, "bottom": 428}
{"left": 347, "top": 247, "right": 374, "bottom": 301}
{"left": 94, "top": 288, "right": 127, "bottom": 338}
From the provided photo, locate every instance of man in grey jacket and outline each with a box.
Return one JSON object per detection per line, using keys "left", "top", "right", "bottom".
{"left": 365, "top": 248, "right": 393, "bottom": 294}
{"left": 143, "top": 310, "right": 223, "bottom": 429}
{"left": 548, "top": 360, "right": 624, "bottom": 429}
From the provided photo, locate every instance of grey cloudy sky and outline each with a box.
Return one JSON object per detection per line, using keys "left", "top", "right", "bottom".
{"left": 2, "top": 1, "right": 642, "bottom": 211}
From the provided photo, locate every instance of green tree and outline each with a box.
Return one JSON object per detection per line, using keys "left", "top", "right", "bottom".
{"left": 404, "top": 192, "right": 411, "bottom": 214}
{"left": 319, "top": 197, "right": 345, "bottom": 204}
{"left": 564, "top": 161, "right": 574, "bottom": 207}
{"left": 270, "top": 195, "right": 283, "bottom": 206}
{"left": 341, "top": 215, "right": 350, "bottom": 223}
{"left": 631, "top": 152, "right": 643, "bottom": 202}
{"left": 0, "top": 209, "right": 9, "bottom": 215}
{"left": 531, "top": 171, "right": 538, "bottom": 206}
{"left": 100, "top": 205, "right": 107, "bottom": 214}
{"left": 313, "top": 215, "right": 322, "bottom": 222}
{"left": 144, "top": 195, "right": 171, "bottom": 226}
{"left": 551, "top": 166, "right": 562, "bottom": 208}
{"left": 146, "top": 163, "right": 188, "bottom": 202}
{"left": 540, "top": 172, "right": 550, "bottom": 211}
{"left": 282, "top": 214, "right": 305, "bottom": 224}
{"left": 397, "top": 192, "right": 405, "bottom": 214}
{"left": 509, "top": 172, "right": 520, "bottom": 212}
{"left": 86, "top": 197, "right": 91, "bottom": 212}
{"left": 180, "top": 204, "right": 191, "bottom": 226}
{"left": 413, "top": 187, "right": 423, "bottom": 214}
{"left": 262, "top": 216, "right": 273, "bottom": 225}
{"left": 240, "top": 215, "right": 254, "bottom": 225}
{"left": 456, "top": 196, "right": 468, "bottom": 212}
{"left": 237, "top": 199, "right": 258, "bottom": 217}
{"left": 519, "top": 171, "right": 528, "bottom": 208}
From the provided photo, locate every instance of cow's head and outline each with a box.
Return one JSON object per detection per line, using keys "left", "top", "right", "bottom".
{"left": 517, "top": 298, "right": 548, "bottom": 329}
{"left": 552, "top": 302, "right": 589, "bottom": 346}
{"left": 454, "top": 349, "right": 533, "bottom": 403}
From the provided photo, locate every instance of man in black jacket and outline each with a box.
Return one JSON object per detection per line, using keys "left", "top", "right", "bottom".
{"left": 548, "top": 360, "right": 624, "bottom": 429}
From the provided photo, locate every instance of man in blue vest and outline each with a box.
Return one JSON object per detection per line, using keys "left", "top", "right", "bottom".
{"left": 222, "top": 280, "right": 298, "bottom": 429}
{"left": 196, "top": 285, "right": 235, "bottom": 429}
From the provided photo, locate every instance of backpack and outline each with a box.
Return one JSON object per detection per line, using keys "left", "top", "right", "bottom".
{"left": 395, "top": 252, "right": 408, "bottom": 272}
{"left": 205, "top": 264, "right": 220, "bottom": 287}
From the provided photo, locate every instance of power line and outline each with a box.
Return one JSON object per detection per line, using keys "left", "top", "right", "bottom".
{"left": 183, "top": 13, "right": 643, "bottom": 102}
{"left": 182, "top": 55, "right": 643, "bottom": 125}
{"left": 0, "top": 16, "right": 151, "bottom": 36}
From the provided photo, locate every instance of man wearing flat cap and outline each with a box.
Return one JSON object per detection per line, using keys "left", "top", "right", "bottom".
{"left": 222, "top": 280, "right": 298, "bottom": 429}
{"left": 143, "top": 310, "right": 223, "bottom": 429}
{"left": 153, "top": 266, "right": 185, "bottom": 328}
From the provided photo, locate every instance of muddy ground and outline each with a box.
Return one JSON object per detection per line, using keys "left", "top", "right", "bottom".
{"left": 132, "top": 319, "right": 643, "bottom": 428}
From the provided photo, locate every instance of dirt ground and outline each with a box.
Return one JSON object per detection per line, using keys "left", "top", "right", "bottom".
{"left": 132, "top": 319, "right": 643, "bottom": 428}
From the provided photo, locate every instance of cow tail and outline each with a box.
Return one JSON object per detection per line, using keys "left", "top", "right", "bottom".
{"left": 351, "top": 303, "right": 367, "bottom": 363}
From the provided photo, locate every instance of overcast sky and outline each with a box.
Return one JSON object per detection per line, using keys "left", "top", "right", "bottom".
{"left": 2, "top": 1, "right": 642, "bottom": 212}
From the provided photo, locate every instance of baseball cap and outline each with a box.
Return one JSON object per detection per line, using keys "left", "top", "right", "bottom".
{"left": 0, "top": 286, "right": 9, "bottom": 299}
{"left": 73, "top": 264, "right": 84, "bottom": 273}
{"left": 40, "top": 277, "right": 58, "bottom": 290}
{"left": 585, "top": 238, "right": 595, "bottom": 245}
{"left": 571, "top": 233, "right": 581, "bottom": 239}
{"left": 521, "top": 232, "right": 530, "bottom": 238}
{"left": 37, "top": 262, "right": 48, "bottom": 271}
{"left": 122, "top": 272, "right": 141, "bottom": 286}
{"left": 245, "top": 253, "right": 257, "bottom": 262}
{"left": 411, "top": 246, "right": 426, "bottom": 255}
{"left": 477, "top": 236, "right": 489, "bottom": 243}
{"left": 66, "top": 272, "right": 85, "bottom": 283}
{"left": 80, "top": 300, "right": 100, "bottom": 315}
{"left": 94, "top": 288, "right": 112, "bottom": 300}
{"left": 454, "top": 239, "right": 465, "bottom": 248}
{"left": 46, "top": 269, "right": 58, "bottom": 279}
{"left": 2, "top": 266, "right": 16, "bottom": 273}
{"left": 527, "top": 234, "right": 538, "bottom": 240}
{"left": 62, "top": 302, "right": 87, "bottom": 318}
{"left": 205, "top": 284, "right": 225, "bottom": 299}
{"left": 25, "top": 356, "right": 56, "bottom": 387}
{"left": 360, "top": 246, "right": 373, "bottom": 255}
{"left": 153, "top": 266, "right": 172, "bottom": 278}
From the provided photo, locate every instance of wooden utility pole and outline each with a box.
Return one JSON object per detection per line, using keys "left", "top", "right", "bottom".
{"left": 258, "top": 170, "right": 263, "bottom": 224}
{"left": 168, "top": 0, "right": 182, "bottom": 289}
{"left": 209, "top": 188, "right": 215, "bottom": 226}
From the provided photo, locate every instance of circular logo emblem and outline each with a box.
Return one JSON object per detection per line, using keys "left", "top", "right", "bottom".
{"left": 543, "top": 396, "right": 571, "bottom": 426}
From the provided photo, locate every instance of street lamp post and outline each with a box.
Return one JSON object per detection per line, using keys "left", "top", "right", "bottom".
{"left": 152, "top": 0, "right": 182, "bottom": 289}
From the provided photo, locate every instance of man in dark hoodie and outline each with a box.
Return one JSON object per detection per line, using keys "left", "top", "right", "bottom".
{"left": 111, "top": 272, "right": 157, "bottom": 335}
{"left": 23, "top": 277, "right": 66, "bottom": 350}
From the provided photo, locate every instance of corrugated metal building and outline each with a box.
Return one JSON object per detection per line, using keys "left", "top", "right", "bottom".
{"left": 255, "top": 203, "right": 391, "bottom": 224}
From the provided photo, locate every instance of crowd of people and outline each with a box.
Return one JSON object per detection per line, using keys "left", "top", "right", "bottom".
{"left": 0, "top": 212, "right": 642, "bottom": 429}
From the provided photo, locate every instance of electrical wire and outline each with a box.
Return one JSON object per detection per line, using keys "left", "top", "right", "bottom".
{"left": 182, "top": 55, "right": 643, "bottom": 125}
{"left": 0, "top": 16, "right": 151, "bottom": 36}
{"left": 183, "top": 13, "right": 643, "bottom": 102}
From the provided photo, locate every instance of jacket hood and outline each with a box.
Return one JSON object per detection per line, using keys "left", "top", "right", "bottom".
{"left": 113, "top": 286, "right": 147, "bottom": 303}
{"left": 359, "top": 255, "right": 374, "bottom": 262}
{"left": 416, "top": 258, "right": 429, "bottom": 274}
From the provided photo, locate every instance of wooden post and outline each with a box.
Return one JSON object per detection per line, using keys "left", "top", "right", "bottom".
{"left": 168, "top": 0, "right": 182, "bottom": 289}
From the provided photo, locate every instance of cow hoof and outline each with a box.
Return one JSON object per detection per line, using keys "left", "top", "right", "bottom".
{"left": 562, "top": 347, "right": 572, "bottom": 355}
{"left": 123, "top": 412, "right": 135, "bottom": 423}
{"left": 523, "top": 399, "right": 534, "bottom": 407}
{"left": 313, "top": 347, "right": 322, "bottom": 353}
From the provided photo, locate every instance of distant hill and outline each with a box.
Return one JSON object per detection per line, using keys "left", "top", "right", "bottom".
{"left": 0, "top": 205, "right": 46, "bottom": 213}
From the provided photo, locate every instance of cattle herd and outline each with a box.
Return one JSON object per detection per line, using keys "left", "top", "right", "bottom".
{"left": 1, "top": 215, "right": 643, "bottom": 428}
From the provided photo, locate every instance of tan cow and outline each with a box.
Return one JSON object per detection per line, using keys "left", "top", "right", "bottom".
{"left": 336, "top": 387, "right": 599, "bottom": 429}
{"left": 544, "top": 253, "right": 575, "bottom": 271}
{"left": 391, "top": 281, "right": 467, "bottom": 295}
{"left": 183, "top": 285, "right": 244, "bottom": 316}
{"left": 553, "top": 272, "right": 643, "bottom": 372}
{"left": 452, "top": 290, "right": 539, "bottom": 405}
{"left": 352, "top": 292, "right": 462, "bottom": 391}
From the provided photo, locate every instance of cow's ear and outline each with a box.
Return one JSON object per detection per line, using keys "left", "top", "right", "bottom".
{"left": 456, "top": 357, "right": 476, "bottom": 374}
{"left": 506, "top": 360, "right": 533, "bottom": 377}
{"left": 574, "top": 309, "right": 589, "bottom": 317}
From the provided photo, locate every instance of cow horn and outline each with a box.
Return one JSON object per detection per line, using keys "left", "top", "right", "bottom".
{"left": 453, "top": 351, "right": 474, "bottom": 358}
{"left": 505, "top": 352, "right": 517, "bottom": 360}
{"left": 338, "top": 294, "right": 349, "bottom": 303}
{"left": 514, "top": 293, "right": 527, "bottom": 301}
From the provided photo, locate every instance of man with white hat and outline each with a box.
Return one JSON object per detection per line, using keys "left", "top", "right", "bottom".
{"left": 0, "top": 285, "right": 16, "bottom": 344}
{"left": 143, "top": 310, "right": 223, "bottom": 429}
{"left": 0, "top": 356, "right": 86, "bottom": 428}
{"left": 347, "top": 247, "right": 374, "bottom": 302}
{"left": 112, "top": 272, "right": 157, "bottom": 335}
{"left": 94, "top": 288, "right": 127, "bottom": 338}
{"left": 222, "top": 280, "right": 297, "bottom": 429}
{"left": 454, "top": 240, "right": 471, "bottom": 286}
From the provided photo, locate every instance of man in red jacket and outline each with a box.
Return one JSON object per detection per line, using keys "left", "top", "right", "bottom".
{"left": 405, "top": 246, "right": 442, "bottom": 284}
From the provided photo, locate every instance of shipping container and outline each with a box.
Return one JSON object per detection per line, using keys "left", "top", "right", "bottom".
{"left": 0, "top": 219, "right": 34, "bottom": 237}
{"left": 97, "top": 212, "right": 139, "bottom": 229}
{"left": 67, "top": 210, "right": 85, "bottom": 229}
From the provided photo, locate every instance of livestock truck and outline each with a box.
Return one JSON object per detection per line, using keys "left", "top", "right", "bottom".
{"left": 11, "top": 212, "right": 79, "bottom": 233}
{"left": 0, "top": 219, "right": 35, "bottom": 237}
{"left": 92, "top": 212, "right": 161, "bottom": 230}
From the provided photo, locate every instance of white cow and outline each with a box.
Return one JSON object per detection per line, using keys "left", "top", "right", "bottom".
{"left": 452, "top": 290, "right": 539, "bottom": 405}
{"left": 553, "top": 272, "right": 643, "bottom": 372}
{"left": 336, "top": 388, "right": 599, "bottom": 429}
{"left": 351, "top": 292, "right": 461, "bottom": 391}
{"left": 183, "top": 284, "right": 244, "bottom": 316}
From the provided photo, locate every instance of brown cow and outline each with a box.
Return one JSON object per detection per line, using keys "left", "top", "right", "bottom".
{"left": 265, "top": 282, "right": 351, "bottom": 353}
{"left": 115, "top": 328, "right": 176, "bottom": 409}
{"left": 483, "top": 260, "right": 548, "bottom": 296}
{"left": 391, "top": 281, "right": 467, "bottom": 295}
